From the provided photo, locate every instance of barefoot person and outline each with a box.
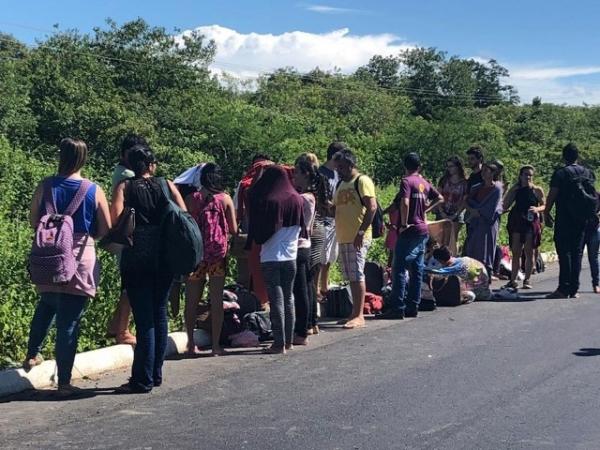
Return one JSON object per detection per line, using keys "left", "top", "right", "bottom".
{"left": 184, "top": 163, "right": 237, "bottom": 356}
{"left": 24, "top": 138, "right": 111, "bottom": 397}
{"left": 332, "top": 149, "right": 377, "bottom": 329}
{"left": 106, "top": 133, "right": 147, "bottom": 346}
{"left": 247, "top": 165, "right": 306, "bottom": 354}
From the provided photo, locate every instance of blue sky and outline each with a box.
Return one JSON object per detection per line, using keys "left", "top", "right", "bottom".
{"left": 3, "top": 0, "right": 600, "bottom": 104}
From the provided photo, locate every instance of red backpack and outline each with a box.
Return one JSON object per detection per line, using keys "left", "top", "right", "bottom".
{"left": 190, "top": 191, "right": 229, "bottom": 264}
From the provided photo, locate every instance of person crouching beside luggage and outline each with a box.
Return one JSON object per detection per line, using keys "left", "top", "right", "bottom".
{"left": 247, "top": 165, "right": 306, "bottom": 354}
{"left": 24, "top": 138, "right": 111, "bottom": 397}
{"left": 426, "top": 246, "right": 492, "bottom": 302}
{"left": 111, "top": 145, "right": 187, "bottom": 393}
{"left": 184, "top": 163, "right": 238, "bottom": 357}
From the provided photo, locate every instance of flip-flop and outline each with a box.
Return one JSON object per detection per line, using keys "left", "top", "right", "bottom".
{"left": 343, "top": 321, "right": 366, "bottom": 329}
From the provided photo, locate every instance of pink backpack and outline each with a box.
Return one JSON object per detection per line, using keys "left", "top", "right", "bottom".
{"left": 28, "top": 178, "right": 92, "bottom": 285}
{"left": 191, "top": 191, "right": 229, "bottom": 264}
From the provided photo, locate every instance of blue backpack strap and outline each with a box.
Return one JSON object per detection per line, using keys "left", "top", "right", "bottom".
{"left": 42, "top": 177, "right": 56, "bottom": 215}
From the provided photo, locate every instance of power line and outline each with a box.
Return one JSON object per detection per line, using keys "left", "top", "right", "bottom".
{"left": 0, "top": 24, "right": 517, "bottom": 103}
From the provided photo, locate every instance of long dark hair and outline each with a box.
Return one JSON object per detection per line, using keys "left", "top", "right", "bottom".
{"left": 201, "top": 163, "right": 225, "bottom": 193}
{"left": 295, "top": 154, "right": 328, "bottom": 215}
{"left": 439, "top": 156, "right": 466, "bottom": 187}
{"left": 127, "top": 144, "right": 156, "bottom": 177}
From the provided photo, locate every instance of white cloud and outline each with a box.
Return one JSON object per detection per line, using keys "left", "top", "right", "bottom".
{"left": 511, "top": 66, "right": 600, "bottom": 81}
{"left": 182, "top": 25, "right": 600, "bottom": 105}
{"left": 303, "top": 4, "right": 366, "bottom": 14}
{"left": 183, "top": 25, "right": 413, "bottom": 80}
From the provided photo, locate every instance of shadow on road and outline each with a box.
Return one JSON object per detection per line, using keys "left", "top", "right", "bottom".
{"left": 572, "top": 348, "right": 600, "bottom": 357}
{"left": 0, "top": 387, "right": 118, "bottom": 404}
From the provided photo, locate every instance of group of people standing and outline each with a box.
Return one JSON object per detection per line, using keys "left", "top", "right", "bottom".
{"left": 21, "top": 135, "right": 598, "bottom": 396}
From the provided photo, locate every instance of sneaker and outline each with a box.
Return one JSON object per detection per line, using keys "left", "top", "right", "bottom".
{"left": 57, "top": 384, "right": 83, "bottom": 398}
{"left": 546, "top": 290, "right": 568, "bottom": 299}
{"left": 570, "top": 293, "right": 580, "bottom": 299}
{"left": 522, "top": 280, "right": 532, "bottom": 290}
{"left": 504, "top": 280, "right": 519, "bottom": 289}
{"left": 115, "top": 381, "right": 151, "bottom": 394}
{"left": 593, "top": 286, "right": 600, "bottom": 294}
{"left": 404, "top": 309, "right": 418, "bottom": 318}
{"left": 376, "top": 310, "right": 404, "bottom": 320}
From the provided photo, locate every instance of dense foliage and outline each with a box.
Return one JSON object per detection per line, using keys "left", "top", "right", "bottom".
{"left": 1, "top": 19, "right": 599, "bottom": 366}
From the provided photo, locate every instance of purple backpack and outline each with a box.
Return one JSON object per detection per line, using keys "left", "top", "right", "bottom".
{"left": 190, "top": 191, "right": 229, "bottom": 264}
{"left": 28, "top": 178, "right": 92, "bottom": 285}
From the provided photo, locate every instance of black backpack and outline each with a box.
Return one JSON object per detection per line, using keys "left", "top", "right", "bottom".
{"left": 158, "top": 178, "right": 204, "bottom": 276}
{"left": 364, "top": 261, "right": 386, "bottom": 295}
{"left": 243, "top": 311, "right": 272, "bottom": 341}
{"left": 565, "top": 166, "right": 598, "bottom": 222}
{"left": 337, "top": 175, "right": 385, "bottom": 239}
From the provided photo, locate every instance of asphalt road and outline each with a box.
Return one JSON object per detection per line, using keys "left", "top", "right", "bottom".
{"left": 2, "top": 264, "right": 600, "bottom": 449}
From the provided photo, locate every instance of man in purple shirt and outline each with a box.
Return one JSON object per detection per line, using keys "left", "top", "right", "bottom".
{"left": 379, "top": 153, "right": 443, "bottom": 319}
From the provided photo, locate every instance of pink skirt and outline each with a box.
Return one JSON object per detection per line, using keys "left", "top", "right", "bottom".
{"left": 36, "top": 234, "right": 100, "bottom": 298}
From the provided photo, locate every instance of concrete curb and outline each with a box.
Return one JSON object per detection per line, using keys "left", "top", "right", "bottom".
{"left": 0, "top": 330, "right": 208, "bottom": 397}
{"left": 0, "top": 253, "right": 563, "bottom": 398}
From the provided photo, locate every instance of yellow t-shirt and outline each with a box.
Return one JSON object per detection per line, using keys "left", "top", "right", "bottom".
{"left": 334, "top": 174, "right": 376, "bottom": 244}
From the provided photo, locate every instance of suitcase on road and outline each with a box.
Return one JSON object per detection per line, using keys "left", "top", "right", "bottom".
{"left": 325, "top": 285, "right": 353, "bottom": 318}
{"left": 432, "top": 275, "right": 462, "bottom": 307}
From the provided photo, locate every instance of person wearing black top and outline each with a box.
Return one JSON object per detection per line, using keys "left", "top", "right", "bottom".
{"left": 110, "top": 145, "right": 187, "bottom": 393}
{"left": 466, "top": 145, "right": 484, "bottom": 194}
{"left": 544, "top": 143, "right": 596, "bottom": 299}
{"left": 464, "top": 145, "right": 485, "bottom": 257}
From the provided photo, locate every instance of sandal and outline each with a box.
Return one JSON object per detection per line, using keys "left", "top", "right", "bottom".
{"left": 343, "top": 319, "right": 366, "bottom": 329}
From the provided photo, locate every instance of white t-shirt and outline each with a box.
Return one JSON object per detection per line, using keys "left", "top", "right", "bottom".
{"left": 298, "top": 193, "right": 316, "bottom": 250}
{"left": 260, "top": 226, "right": 301, "bottom": 263}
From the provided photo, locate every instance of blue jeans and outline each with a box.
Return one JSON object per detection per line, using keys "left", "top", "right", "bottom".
{"left": 126, "top": 275, "right": 172, "bottom": 391}
{"left": 389, "top": 233, "right": 428, "bottom": 313}
{"left": 26, "top": 292, "right": 87, "bottom": 386}
{"left": 585, "top": 225, "right": 600, "bottom": 287}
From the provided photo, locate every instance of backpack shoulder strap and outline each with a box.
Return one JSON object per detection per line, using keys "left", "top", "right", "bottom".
{"left": 42, "top": 177, "right": 56, "bottom": 215}
{"left": 157, "top": 177, "right": 173, "bottom": 203}
{"left": 354, "top": 175, "right": 365, "bottom": 207}
{"left": 64, "top": 179, "right": 93, "bottom": 217}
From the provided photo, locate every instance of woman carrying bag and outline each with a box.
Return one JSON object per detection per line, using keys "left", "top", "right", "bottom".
{"left": 110, "top": 144, "right": 186, "bottom": 393}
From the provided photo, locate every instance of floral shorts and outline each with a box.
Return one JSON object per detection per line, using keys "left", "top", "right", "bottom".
{"left": 189, "top": 259, "right": 227, "bottom": 281}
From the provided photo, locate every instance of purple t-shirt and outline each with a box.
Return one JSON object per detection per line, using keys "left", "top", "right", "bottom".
{"left": 397, "top": 174, "right": 440, "bottom": 236}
